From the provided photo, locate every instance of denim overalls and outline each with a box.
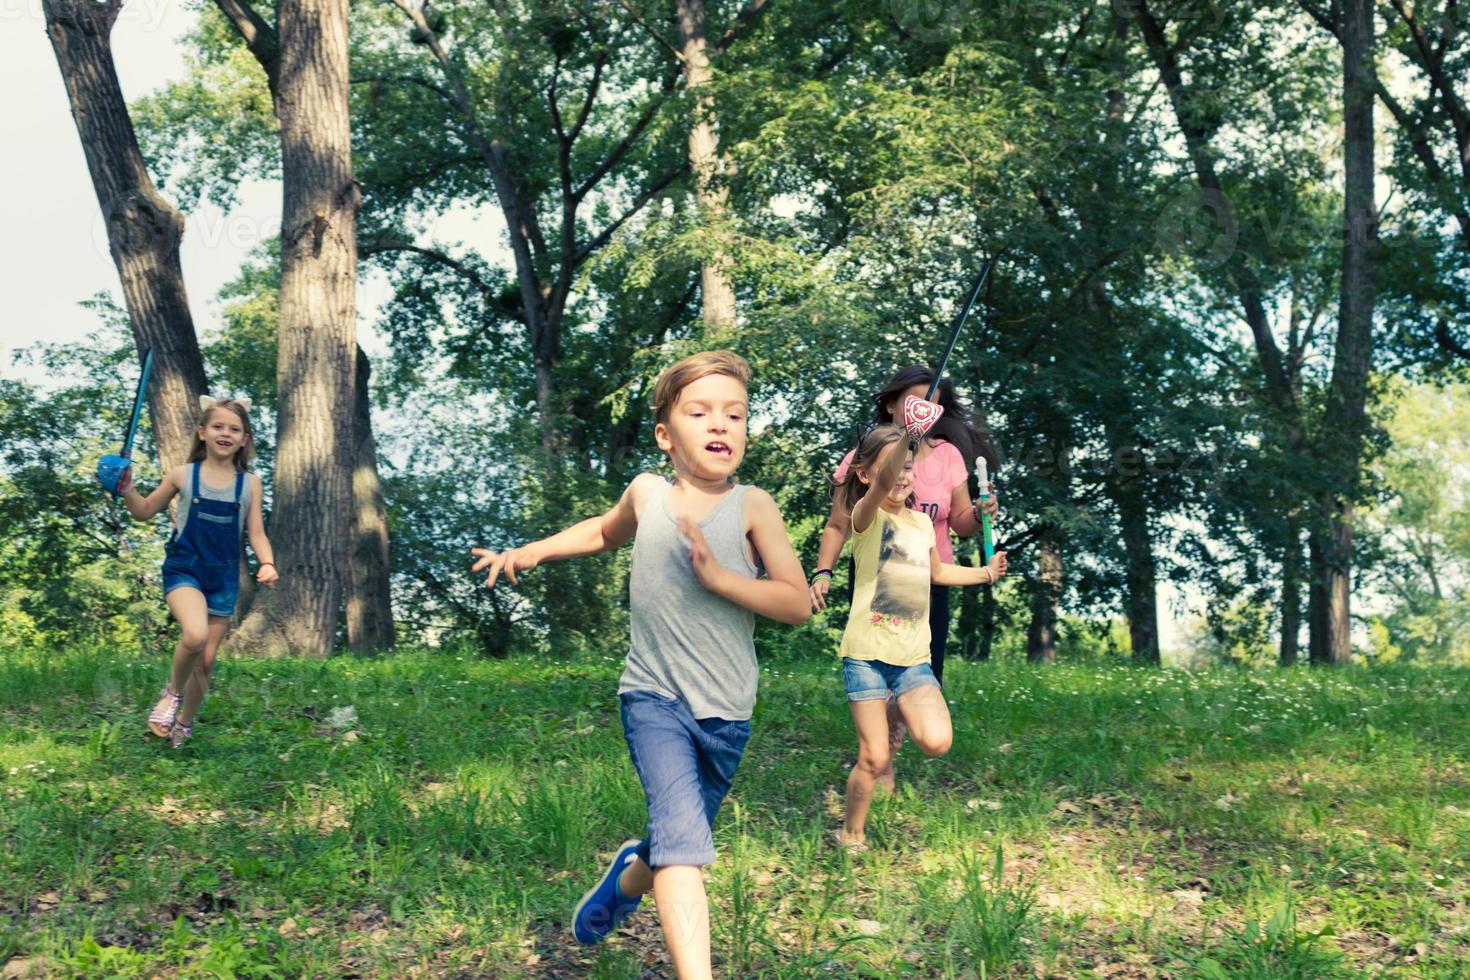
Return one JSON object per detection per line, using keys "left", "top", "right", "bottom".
{"left": 161, "top": 463, "right": 244, "bottom": 617}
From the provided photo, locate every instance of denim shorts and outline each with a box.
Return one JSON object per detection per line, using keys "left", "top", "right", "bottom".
{"left": 841, "top": 657, "right": 940, "bottom": 702}
{"left": 620, "top": 690, "right": 751, "bottom": 868}
{"left": 162, "top": 558, "right": 240, "bottom": 618}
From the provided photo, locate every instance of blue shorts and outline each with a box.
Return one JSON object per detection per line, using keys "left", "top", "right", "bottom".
{"left": 620, "top": 690, "right": 750, "bottom": 868}
{"left": 842, "top": 658, "right": 939, "bottom": 702}
{"left": 162, "top": 558, "right": 240, "bottom": 618}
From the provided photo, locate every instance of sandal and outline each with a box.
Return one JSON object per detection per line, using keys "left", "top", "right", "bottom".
{"left": 148, "top": 686, "right": 182, "bottom": 738}
{"left": 169, "top": 720, "right": 193, "bottom": 749}
{"left": 833, "top": 830, "right": 869, "bottom": 854}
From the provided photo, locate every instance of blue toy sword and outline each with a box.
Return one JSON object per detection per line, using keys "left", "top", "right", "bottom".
{"left": 97, "top": 348, "right": 154, "bottom": 496}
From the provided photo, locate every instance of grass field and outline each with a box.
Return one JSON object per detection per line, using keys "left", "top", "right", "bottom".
{"left": 1, "top": 646, "right": 1467, "bottom": 977}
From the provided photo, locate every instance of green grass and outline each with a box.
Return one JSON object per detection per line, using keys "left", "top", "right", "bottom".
{"left": 2, "top": 646, "right": 1468, "bottom": 977}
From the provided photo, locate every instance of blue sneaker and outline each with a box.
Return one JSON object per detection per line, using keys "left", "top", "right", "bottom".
{"left": 571, "top": 838, "right": 644, "bottom": 944}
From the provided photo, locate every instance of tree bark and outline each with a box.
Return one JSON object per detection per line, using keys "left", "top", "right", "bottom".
{"left": 1279, "top": 513, "right": 1302, "bottom": 665}
{"left": 230, "top": 0, "right": 358, "bottom": 656}
{"left": 1111, "top": 476, "right": 1160, "bottom": 664}
{"left": 1307, "top": 529, "right": 1331, "bottom": 664}
{"left": 1317, "top": 0, "right": 1378, "bottom": 664}
{"left": 675, "top": 0, "right": 737, "bottom": 330}
{"left": 1026, "top": 529, "right": 1063, "bottom": 664}
{"left": 43, "top": 0, "right": 210, "bottom": 471}
{"left": 348, "top": 345, "right": 395, "bottom": 653}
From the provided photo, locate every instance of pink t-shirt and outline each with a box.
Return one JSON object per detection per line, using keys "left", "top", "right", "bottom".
{"left": 834, "top": 439, "right": 969, "bottom": 563}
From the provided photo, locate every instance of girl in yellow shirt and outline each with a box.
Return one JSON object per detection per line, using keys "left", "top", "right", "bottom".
{"left": 833, "top": 424, "right": 1008, "bottom": 850}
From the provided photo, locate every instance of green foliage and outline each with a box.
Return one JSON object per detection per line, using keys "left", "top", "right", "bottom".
{"left": 0, "top": 314, "right": 170, "bottom": 648}
{"left": 1361, "top": 382, "right": 1470, "bottom": 663}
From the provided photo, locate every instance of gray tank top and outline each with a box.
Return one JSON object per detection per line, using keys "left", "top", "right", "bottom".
{"left": 173, "top": 464, "right": 251, "bottom": 541}
{"left": 618, "top": 478, "right": 760, "bottom": 720}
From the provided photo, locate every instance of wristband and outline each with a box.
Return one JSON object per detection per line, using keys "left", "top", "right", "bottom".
{"left": 260, "top": 562, "right": 276, "bottom": 569}
{"left": 811, "top": 568, "right": 833, "bottom": 582}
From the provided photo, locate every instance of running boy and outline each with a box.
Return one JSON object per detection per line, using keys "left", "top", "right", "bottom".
{"left": 471, "top": 351, "right": 809, "bottom": 980}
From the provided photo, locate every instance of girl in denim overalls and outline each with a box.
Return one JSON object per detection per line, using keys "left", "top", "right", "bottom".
{"left": 116, "top": 396, "right": 278, "bottom": 747}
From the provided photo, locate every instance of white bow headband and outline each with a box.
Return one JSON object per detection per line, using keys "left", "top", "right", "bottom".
{"left": 199, "top": 394, "right": 253, "bottom": 413}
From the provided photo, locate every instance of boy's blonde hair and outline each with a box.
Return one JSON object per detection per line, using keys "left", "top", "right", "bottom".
{"left": 651, "top": 350, "right": 752, "bottom": 424}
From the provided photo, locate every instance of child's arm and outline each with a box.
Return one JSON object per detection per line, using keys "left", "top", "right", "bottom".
{"left": 948, "top": 481, "right": 999, "bottom": 538}
{"left": 809, "top": 499, "right": 851, "bottom": 611}
{"left": 678, "top": 488, "right": 810, "bottom": 624}
{"left": 930, "top": 546, "right": 1008, "bottom": 587}
{"left": 117, "top": 466, "right": 180, "bottom": 522}
{"left": 246, "top": 473, "right": 278, "bottom": 586}
{"left": 849, "top": 439, "right": 909, "bottom": 535}
{"left": 472, "top": 473, "right": 655, "bottom": 587}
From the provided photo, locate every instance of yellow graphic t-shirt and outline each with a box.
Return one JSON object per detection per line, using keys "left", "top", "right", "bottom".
{"left": 839, "top": 507, "right": 936, "bottom": 666}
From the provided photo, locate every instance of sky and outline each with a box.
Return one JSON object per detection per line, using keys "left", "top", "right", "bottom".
{"left": 1, "top": 2, "right": 1201, "bottom": 652}
{"left": 0, "top": 1, "right": 287, "bottom": 368}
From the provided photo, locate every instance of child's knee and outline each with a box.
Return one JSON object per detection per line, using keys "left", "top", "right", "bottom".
{"left": 179, "top": 627, "right": 209, "bottom": 652}
{"left": 856, "top": 747, "right": 891, "bottom": 777}
{"left": 913, "top": 729, "right": 952, "bottom": 757}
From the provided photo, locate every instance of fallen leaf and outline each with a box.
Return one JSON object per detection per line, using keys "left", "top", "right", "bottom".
{"left": 1054, "top": 800, "right": 1083, "bottom": 815}
{"left": 852, "top": 919, "right": 883, "bottom": 936}
{"left": 278, "top": 917, "right": 298, "bottom": 937}
{"left": 966, "top": 798, "right": 1003, "bottom": 812}
{"left": 996, "top": 743, "right": 1014, "bottom": 754}
{"left": 35, "top": 891, "right": 59, "bottom": 906}
{"left": 1213, "top": 792, "right": 1238, "bottom": 811}
{"left": 369, "top": 928, "right": 390, "bottom": 942}
{"left": 1174, "top": 772, "right": 1193, "bottom": 782}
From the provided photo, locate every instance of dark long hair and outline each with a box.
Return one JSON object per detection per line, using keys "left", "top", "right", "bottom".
{"left": 871, "top": 365, "right": 997, "bottom": 472}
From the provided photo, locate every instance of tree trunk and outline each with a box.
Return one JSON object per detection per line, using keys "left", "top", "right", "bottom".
{"left": 1279, "top": 513, "right": 1302, "bottom": 665}
{"left": 347, "top": 345, "right": 394, "bottom": 653}
{"left": 978, "top": 582, "right": 996, "bottom": 661}
{"left": 42, "top": 0, "right": 209, "bottom": 471}
{"left": 1026, "top": 530, "right": 1062, "bottom": 664}
{"left": 675, "top": 0, "right": 737, "bottom": 330}
{"left": 1318, "top": 0, "right": 1378, "bottom": 664}
{"left": 231, "top": 0, "right": 357, "bottom": 656}
{"left": 1307, "top": 529, "right": 1331, "bottom": 665}
{"left": 1112, "top": 478, "right": 1160, "bottom": 664}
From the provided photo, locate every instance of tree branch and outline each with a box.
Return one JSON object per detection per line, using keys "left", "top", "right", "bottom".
{"left": 714, "top": 0, "right": 772, "bottom": 54}
{"left": 1437, "top": 318, "right": 1470, "bottom": 359}
{"left": 360, "top": 241, "right": 521, "bottom": 321}
{"left": 575, "top": 163, "right": 690, "bottom": 265}
{"left": 212, "top": 0, "right": 280, "bottom": 92}
{"left": 573, "top": 68, "right": 679, "bottom": 201}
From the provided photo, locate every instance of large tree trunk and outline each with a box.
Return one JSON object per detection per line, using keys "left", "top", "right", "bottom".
{"left": 1317, "top": 0, "right": 1378, "bottom": 664}
{"left": 43, "top": 0, "right": 209, "bottom": 471}
{"left": 231, "top": 0, "right": 358, "bottom": 656}
{"left": 348, "top": 345, "right": 394, "bottom": 653}
{"left": 675, "top": 0, "right": 737, "bottom": 330}
{"left": 1026, "top": 530, "right": 1062, "bottom": 664}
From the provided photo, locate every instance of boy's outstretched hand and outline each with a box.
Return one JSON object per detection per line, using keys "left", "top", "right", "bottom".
{"left": 471, "top": 546, "right": 540, "bottom": 587}
{"left": 676, "top": 516, "right": 725, "bottom": 592}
